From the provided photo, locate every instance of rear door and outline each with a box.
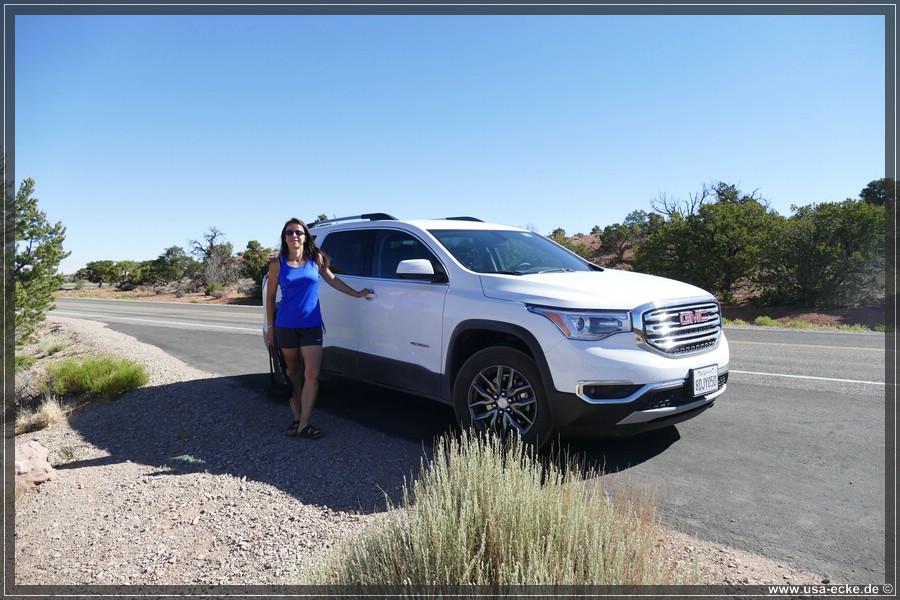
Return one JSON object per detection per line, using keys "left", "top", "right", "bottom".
{"left": 317, "top": 228, "right": 372, "bottom": 378}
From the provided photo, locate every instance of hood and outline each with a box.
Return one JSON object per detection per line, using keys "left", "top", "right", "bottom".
{"left": 479, "top": 269, "right": 715, "bottom": 310}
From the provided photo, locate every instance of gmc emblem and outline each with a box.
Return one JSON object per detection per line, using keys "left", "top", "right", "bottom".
{"left": 680, "top": 309, "right": 709, "bottom": 325}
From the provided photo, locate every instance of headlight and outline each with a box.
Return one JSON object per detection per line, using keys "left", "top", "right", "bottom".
{"left": 528, "top": 306, "right": 632, "bottom": 341}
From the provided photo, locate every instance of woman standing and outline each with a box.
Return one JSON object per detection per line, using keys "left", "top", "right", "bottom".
{"left": 265, "top": 218, "right": 372, "bottom": 439}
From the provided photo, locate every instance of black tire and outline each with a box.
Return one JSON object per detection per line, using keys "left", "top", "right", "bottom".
{"left": 452, "top": 347, "right": 555, "bottom": 448}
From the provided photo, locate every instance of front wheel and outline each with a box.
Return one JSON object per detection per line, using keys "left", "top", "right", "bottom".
{"left": 452, "top": 347, "right": 555, "bottom": 448}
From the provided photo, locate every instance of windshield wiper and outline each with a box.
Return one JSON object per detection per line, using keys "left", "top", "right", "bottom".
{"left": 536, "top": 268, "right": 576, "bottom": 274}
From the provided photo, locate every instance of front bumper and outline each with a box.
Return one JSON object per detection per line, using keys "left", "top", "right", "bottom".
{"left": 548, "top": 369, "right": 728, "bottom": 437}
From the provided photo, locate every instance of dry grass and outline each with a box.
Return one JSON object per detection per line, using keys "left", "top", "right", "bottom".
{"left": 303, "top": 430, "right": 702, "bottom": 586}
{"left": 16, "top": 395, "right": 66, "bottom": 435}
{"left": 38, "top": 336, "right": 70, "bottom": 356}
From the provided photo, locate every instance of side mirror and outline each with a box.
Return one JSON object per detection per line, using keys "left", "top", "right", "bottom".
{"left": 397, "top": 259, "right": 441, "bottom": 281}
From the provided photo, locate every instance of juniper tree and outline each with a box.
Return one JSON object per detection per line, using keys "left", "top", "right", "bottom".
{"left": 14, "top": 178, "right": 69, "bottom": 345}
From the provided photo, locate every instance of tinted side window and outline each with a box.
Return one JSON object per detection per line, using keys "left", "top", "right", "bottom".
{"left": 320, "top": 230, "right": 370, "bottom": 276}
{"left": 372, "top": 230, "right": 442, "bottom": 279}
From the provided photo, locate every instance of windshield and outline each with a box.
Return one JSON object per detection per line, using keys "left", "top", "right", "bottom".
{"left": 428, "top": 229, "right": 597, "bottom": 274}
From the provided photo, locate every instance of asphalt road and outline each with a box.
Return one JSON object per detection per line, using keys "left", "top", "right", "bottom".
{"left": 50, "top": 297, "right": 890, "bottom": 584}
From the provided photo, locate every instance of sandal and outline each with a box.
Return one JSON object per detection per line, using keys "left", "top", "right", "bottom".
{"left": 286, "top": 420, "right": 300, "bottom": 437}
{"left": 298, "top": 424, "right": 323, "bottom": 439}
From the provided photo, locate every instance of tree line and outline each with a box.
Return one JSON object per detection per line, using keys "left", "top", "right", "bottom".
{"left": 73, "top": 228, "right": 273, "bottom": 297}
{"left": 10, "top": 154, "right": 891, "bottom": 347}
{"left": 72, "top": 215, "right": 333, "bottom": 295}
{"left": 53, "top": 179, "right": 896, "bottom": 309}
{"left": 551, "top": 179, "right": 891, "bottom": 308}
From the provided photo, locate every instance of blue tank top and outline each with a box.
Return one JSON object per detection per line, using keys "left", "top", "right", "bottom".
{"left": 275, "top": 256, "right": 323, "bottom": 328}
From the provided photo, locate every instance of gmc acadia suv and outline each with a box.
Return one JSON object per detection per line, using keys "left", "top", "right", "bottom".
{"left": 263, "top": 213, "right": 729, "bottom": 447}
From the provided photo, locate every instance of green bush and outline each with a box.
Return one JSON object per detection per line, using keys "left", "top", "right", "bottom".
{"left": 839, "top": 324, "right": 872, "bottom": 333}
{"left": 205, "top": 282, "right": 224, "bottom": 296}
{"left": 754, "top": 316, "right": 780, "bottom": 328}
{"left": 45, "top": 356, "right": 148, "bottom": 399}
{"left": 784, "top": 320, "right": 819, "bottom": 330}
{"left": 633, "top": 192, "right": 779, "bottom": 303}
{"left": 303, "top": 430, "right": 695, "bottom": 586}
{"left": 756, "top": 199, "right": 885, "bottom": 307}
{"left": 15, "top": 354, "right": 36, "bottom": 372}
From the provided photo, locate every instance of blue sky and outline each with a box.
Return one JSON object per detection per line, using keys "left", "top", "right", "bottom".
{"left": 13, "top": 11, "right": 887, "bottom": 274}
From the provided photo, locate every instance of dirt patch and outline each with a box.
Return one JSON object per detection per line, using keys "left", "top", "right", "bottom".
{"left": 55, "top": 285, "right": 259, "bottom": 306}
{"left": 721, "top": 304, "right": 885, "bottom": 330}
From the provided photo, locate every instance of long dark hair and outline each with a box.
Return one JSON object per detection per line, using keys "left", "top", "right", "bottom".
{"left": 278, "top": 218, "right": 330, "bottom": 269}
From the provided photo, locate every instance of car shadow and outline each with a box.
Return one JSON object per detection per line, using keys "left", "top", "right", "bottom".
{"left": 61, "top": 373, "right": 679, "bottom": 515}
{"left": 556, "top": 427, "right": 682, "bottom": 475}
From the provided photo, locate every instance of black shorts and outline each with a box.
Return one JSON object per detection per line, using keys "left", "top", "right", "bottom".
{"left": 274, "top": 325, "right": 323, "bottom": 348}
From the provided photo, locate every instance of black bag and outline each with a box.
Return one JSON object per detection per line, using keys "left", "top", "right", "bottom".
{"left": 267, "top": 343, "right": 293, "bottom": 400}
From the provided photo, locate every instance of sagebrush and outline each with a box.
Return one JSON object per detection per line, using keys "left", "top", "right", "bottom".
{"left": 303, "top": 430, "right": 699, "bottom": 586}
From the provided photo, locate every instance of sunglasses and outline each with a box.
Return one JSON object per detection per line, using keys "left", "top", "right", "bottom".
{"left": 285, "top": 229, "right": 305, "bottom": 237}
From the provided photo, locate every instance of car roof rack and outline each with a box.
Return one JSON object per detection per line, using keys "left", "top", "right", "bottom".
{"left": 310, "top": 213, "right": 398, "bottom": 226}
{"left": 442, "top": 216, "right": 483, "bottom": 222}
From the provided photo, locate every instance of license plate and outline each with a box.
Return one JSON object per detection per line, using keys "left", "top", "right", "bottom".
{"left": 691, "top": 365, "right": 719, "bottom": 397}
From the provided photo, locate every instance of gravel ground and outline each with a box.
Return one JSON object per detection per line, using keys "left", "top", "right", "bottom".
{"left": 12, "top": 315, "right": 830, "bottom": 590}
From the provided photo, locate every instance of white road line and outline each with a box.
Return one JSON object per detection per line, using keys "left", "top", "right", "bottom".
{"left": 730, "top": 369, "right": 885, "bottom": 386}
{"left": 52, "top": 311, "right": 259, "bottom": 333}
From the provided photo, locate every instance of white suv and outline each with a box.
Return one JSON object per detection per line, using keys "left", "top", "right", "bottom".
{"left": 263, "top": 213, "right": 729, "bottom": 447}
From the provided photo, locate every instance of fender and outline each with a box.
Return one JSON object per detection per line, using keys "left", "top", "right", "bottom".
{"left": 442, "top": 319, "right": 555, "bottom": 403}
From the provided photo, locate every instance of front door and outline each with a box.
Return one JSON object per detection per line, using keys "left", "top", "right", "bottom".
{"left": 357, "top": 229, "right": 449, "bottom": 399}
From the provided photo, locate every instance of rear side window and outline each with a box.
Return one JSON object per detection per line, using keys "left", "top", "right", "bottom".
{"left": 320, "top": 230, "right": 370, "bottom": 276}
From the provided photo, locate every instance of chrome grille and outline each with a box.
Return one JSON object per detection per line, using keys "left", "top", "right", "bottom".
{"left": 641, "top": 301, "right": 722, "bottom": 356}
